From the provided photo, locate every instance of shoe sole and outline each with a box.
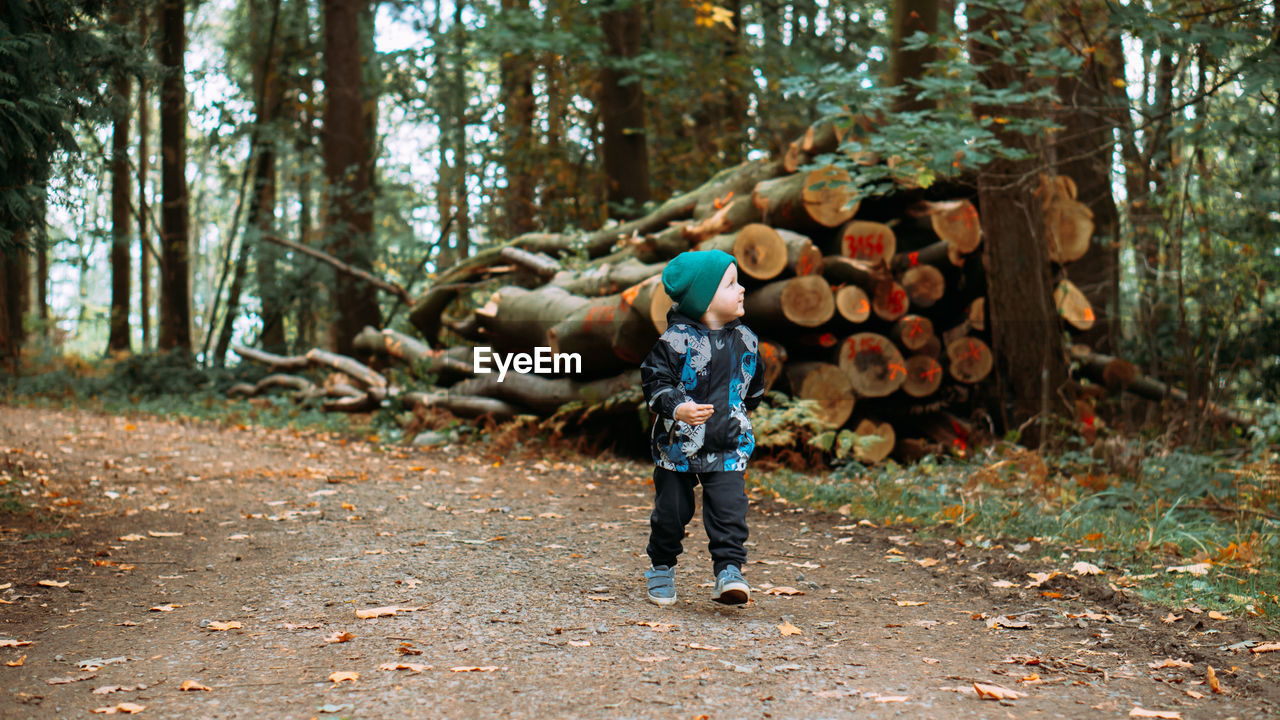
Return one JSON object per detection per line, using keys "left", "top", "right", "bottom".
{"left": 648, "top": 593, "right": 678, "bottom": 606}
{"left": 712, "top": 583, "right": 750, "bottom": 605}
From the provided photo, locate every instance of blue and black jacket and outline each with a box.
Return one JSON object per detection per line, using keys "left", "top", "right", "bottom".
{"left": 640, "top": 309, "right": 766, "bottom": 473}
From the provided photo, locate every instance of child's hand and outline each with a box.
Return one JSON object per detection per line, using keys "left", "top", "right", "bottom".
{"left": 674, "top": 402, "right": 714, "bottom": 425}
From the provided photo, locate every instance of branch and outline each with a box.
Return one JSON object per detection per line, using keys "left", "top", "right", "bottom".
{"left": 263, "top": 233, "right": 412, "bottom": 303}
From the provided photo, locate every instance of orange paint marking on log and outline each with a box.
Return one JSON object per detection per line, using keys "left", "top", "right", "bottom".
{"left": 887, "top": 288, "right": 907, "bottom": 314}
{"left": 888, "top": 362, "right": 908, "bottom": 380}
{"left": 858, "top": 298, "right": 871, "bottom": 314}
{"left": 1083, "top": 307, "right": 1096, "bottom": 322}
{"left": 908, "top": 251, "right": 919, "bottom": 266}
{"left": 713, "top": 191, "right": 734, "bottom": 210}
{"left": 844, "top": 233, "right": 885, "bottom": 259}
{"left": 922, "top": 364, "right": 942, "bottom": 381}
{"left": 797, "top": 254, "right": 816, "bottom": 276}
{"left": 581, "top": 304, "right": 617, "bottom": 332}
{"left": 859, "top": 337, "right": 883, "bottom": 354}
{"left": 819, "top": 333, "right": 837, "bottom": 347}
{"left": 621, "top": 283, "right": 642, "bottom": 308}
{"left": 962, "top": 340, "right": 982, "bottom": 362}
{"left": 908, "top": 318, "right": 923, "bottom": 338}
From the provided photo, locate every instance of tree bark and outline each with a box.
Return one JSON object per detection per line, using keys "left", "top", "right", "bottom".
{"left": 137, "top": 22, "right": 152, "bottom": 351}
{"left": 158, "top": 0, "right": 192, "bottom": 353}
{"left": 970, "top": 4, "right": 1068, "bottom": 446}
{"left": 108, "top": 47, "right": 133, "bottom": 354}
{"left": 500, "top": 0, "right": 537, "bottom": 236}
{"left": 0, "top": 242, "right": 30, "bottom": 372}
{"left": 888, "top": 0, "right": 940, "bottom": 113}
{"left": 598, "top": 0, "right": 650, "bottom": 219}
{"left": 252, "top": 0, "right": 285, "bottom": 353}
{"left": 323, "top": 0, "right": 382, "bottom": 355}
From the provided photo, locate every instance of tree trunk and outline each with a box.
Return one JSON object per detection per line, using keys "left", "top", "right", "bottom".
{"left": 500, "top": 0, "right": 536, "bottom": 236}
{"left": 323, "top": 0, "right": 382, "bottom": 355}
{"left": 252, "top": 0, "right": 285, "bottom": 352}
{"left": 158, "top": 0, "right": 192, "bottom": 354}
{"left": 137, "top": 25, "right": 152, "bottom": 352}
{"left": 970, "top": 4, "right": 1068, "bottom": 446}
{"left": 598, "top": 0, "right": 650, "bottom": 219}
{"left": 108, "top": 51, "right": 133, "bottom": 354}
{"left": 0, "top": 242, "right": 30, "bottom": 372}
{"left": 888, "top": 0, "right": 940, "bottom": 113}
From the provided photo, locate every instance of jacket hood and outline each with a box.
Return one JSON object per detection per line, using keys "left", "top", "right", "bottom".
{"left": 665, "top": 307, "right": 743, "bottom": 333}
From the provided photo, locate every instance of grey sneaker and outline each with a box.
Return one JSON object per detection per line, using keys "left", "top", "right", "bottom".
{"left": 645, "top": 565, "right": 677, "bottom": 606}
{"left": 712, "top": 566, "right": 750, "bottom": 605}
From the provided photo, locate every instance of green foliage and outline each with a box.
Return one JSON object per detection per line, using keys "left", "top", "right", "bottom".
{"left": 0, "top": 0, "right": 113, "bottom": 250}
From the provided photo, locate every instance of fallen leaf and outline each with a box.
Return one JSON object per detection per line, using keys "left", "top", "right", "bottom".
{"left": 1184, "top": 690, "right": 1203, "bottom": 699}
{"left": 328, "top": 671, "right": 359, "bottom": 684}
{"left": 147, "top": 531, "right": 182, "bottom": 538}
{"left": 396, "top": 642, "right": 423, "bottom": 656}
{"left": 1166, "top": 563, "right": 1211, "bottom": 575}
{"left": 118, "top": 534, "right": 145, "bottom": 542}
{"left": 1149, "top": 658, "right": 1193, "bottom": 669}
{"left": 688, "top": 643, "right": 723, "bottom": 650}
{"left": 1207, "top": 610, "right": 1228, "bottom": 620}
{"left": 986, "top": 615, "right": 1031, "bottom": 630}
{"left": 1026, "top": 571, "right": 1060, "bottom": 587}
{"left": 762, "top": 587, "right": 804, "bottom": 596}
{"left": 915, "top": 558, "right": 940, "bottom": 567}
{"left": 37, "top": 580, "right": 69, "bottom": 588}
{"left": 1019, "top": 673, "right": 1040, "bottom": 683}
{"left": 1162, "top": 612, "right": 1183, "bottom": 623}
{"left": 149, "top": 604, "right": 181, "bottom": 612}
{"left": 777, "top": 620, "right": 802, "bottom": 636}
{"left": 205, "top": 621, "right": 242, "bottom": 631}
{"left": 378, "top": 662, "right": 431, "bottom": 672}
{"left": 48, "top": 674, "right": 97, "bottom": 685}
{"left": 6, "top": 655, "right": 25, "bottom": 666}
{"left": 1129, "top": 707, "right": 1181, "bottom": 719}
{"left": 354, "top": 605, "right": 422, "bottom": 619}
{"left": 566, "top": 640, "right": 592, "bottom": 647}
{"left": 634, "top": 621, "right": 677, "bottom": 632}
{"left": 895, "top": 600, "right": 928, "bottom": 607}
{"left": 1250, "top": 643, "right": 1280, "bottom": 654}
{"left": 974, "top": 682, "right": 1026, "bottom": 700}
{"left": 1072, "top": 561, "right": 1103, "bottom": 575}
{"left": 325, "top": 631, "right": 355, "bottom": 643}
{"left": 179, "top": 680, "right": 211, "bottom": 692}
{"left": 0, "top": 639, "right": 32, "bottom": 648}
{"left": 90, "top": 703, "right": 147, "bottom": 714}
{"left": 449, "top": 666, "right": 505, "bottom": 672}
{"left": 1206, "top": 665, "right": 1225, "bottom": 694}
{"left": 991, "top": 580, "right": 1017, "bottom": 588}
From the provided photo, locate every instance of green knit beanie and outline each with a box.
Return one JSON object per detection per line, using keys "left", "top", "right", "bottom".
{"left": 662, "top": 250, "right": 736, "bottom": 320}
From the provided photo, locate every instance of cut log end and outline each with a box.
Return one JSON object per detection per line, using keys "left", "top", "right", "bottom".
{"left": 786, "top": 362, "right": 855, "bottom": 429}
{"left": 892, "top": 315, "right": 936, "bottom": 353}
{"left": 839, "top": 220, "right": 896, "bottom": 263}
{"left": 835, "top": 285, "right": 871, "bottom": 323}
{"left": 903, "top": 355, "right": 944, "bottom": 397}
{"left": 1054, "top": 279, "right": 1095, "bottom": 331}
{"left": 781, "top": 275, "right": 836, "bottom": 327}
{"left": 852, "top": 418, "right": 895, "bottom": 464}
{"left": 802, "top": 166, "right": 859, "bottom": 227}
{"left": 929, "top": 200, "right": 982, "bottom": 253}
{"left": 733, "top": 224, "right": 788, "bottom": 280}
{"left": 872, "top": 281, "right": 910, "bottom": 322}
{"left": 902, "top": 264, "right": 945, "bottom": 309}
{"left": 946, "top": 337, "right": 993, "bottom": 384}
{"left": 838, "top": 333, "right": 908, "bottom": 398}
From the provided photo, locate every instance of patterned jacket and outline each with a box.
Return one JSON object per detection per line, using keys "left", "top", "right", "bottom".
{"left": 640, "top": 309, "right": 765, "bottom": 472}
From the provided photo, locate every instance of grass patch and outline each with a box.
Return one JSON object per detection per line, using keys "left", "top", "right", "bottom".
{"left": 750, "top": 444, "right": 1280, "bottom": 633}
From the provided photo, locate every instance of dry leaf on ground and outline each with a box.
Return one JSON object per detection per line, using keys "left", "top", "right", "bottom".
{"left": 149, "top": 604, "right": 181, "bottom": 612}
{"left": 147, "top": 531, "right": 183, "bottom": 537}
{"left": 205, "top": 621, "right": 242, "bottom": 631}
{"left": 763, "top": 587, "right": 805, "bottom": 596}
{"left": 355, "top": 605, "right": 421, "bottom": 619}
{"left": 90, "top": 703, "right": 146, "bottom": 715}
{"left": 895, "top": 600, "right": 927, "bottom": 607}
{"left": 1206, "top": 665, "right": 1225, "bottom": 693}
{"left": 378, "top": 662, "right": 431, "bottom": 672}
{"left": 1162, "top": 613, "right": 1183, "bottom": 623}
{"left": 179, "top": 680, "right": 211, "bottom": 691}
{"left": 986, "top": 615, "right": 1031, "bottom": 630}
{"left": 777, "top": 620, "right": 802, "bottom": 636}
{"left": 1129, "top": 707, "right": 1181, "bottom": 719}
{"left": 328, "top": 671, "right": 359, "bottom": 684}
{"left": 1166, "top": 563, "right": 1211, "bottom": 575}
{"left": 6, "top": 655, "right": 25, "bottom": 667}
{"left": 325, "top": 631, "right": 355, "bottom": 643}
{"left": 1149, "top": 658, "right": 1193, "bottom": 669}
{"left": 0, "top": 639, "right": 31, "bottom": 648}
{"left": 1250, "top": 643, "right": 1280, "bottom": 654}
{"left": 974, "top": 682, "right": 1026, "bottom": 700}
{"left": 450, "top": 666, "right": 505, "bottom": 672}
{"left": 688, "top": 642, "right": 723, "bottom": 650}
{"left": 37, "top": 580, "right": 69, "bottom": 588}
{"left": 1072, "top": 561, "right": 1103, "bottom": 575}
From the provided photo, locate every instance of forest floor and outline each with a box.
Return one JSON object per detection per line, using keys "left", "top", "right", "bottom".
{"left": 1, "top": 405, "right": 1278, "bottom": 719}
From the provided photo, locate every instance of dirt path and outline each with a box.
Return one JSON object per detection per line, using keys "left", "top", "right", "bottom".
{"left": 1, "top": 406, "right": 1276, "bottom": 719}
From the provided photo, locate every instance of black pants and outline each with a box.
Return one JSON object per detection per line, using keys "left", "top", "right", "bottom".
{"left": 646, "top": 467, "right": 748, "bottom": 576}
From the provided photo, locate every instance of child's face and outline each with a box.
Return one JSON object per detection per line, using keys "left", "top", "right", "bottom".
{"left": 703, "top": 264, "right": 745, "bottom": 328}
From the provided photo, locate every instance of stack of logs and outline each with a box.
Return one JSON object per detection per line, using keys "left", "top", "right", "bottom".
{"left": 230, "top": 118, "right": 1118, "bottom": 463}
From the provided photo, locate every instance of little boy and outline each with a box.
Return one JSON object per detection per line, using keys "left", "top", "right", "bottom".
{"left": 640, "top": 249, "right": 764, "bottom": 606}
